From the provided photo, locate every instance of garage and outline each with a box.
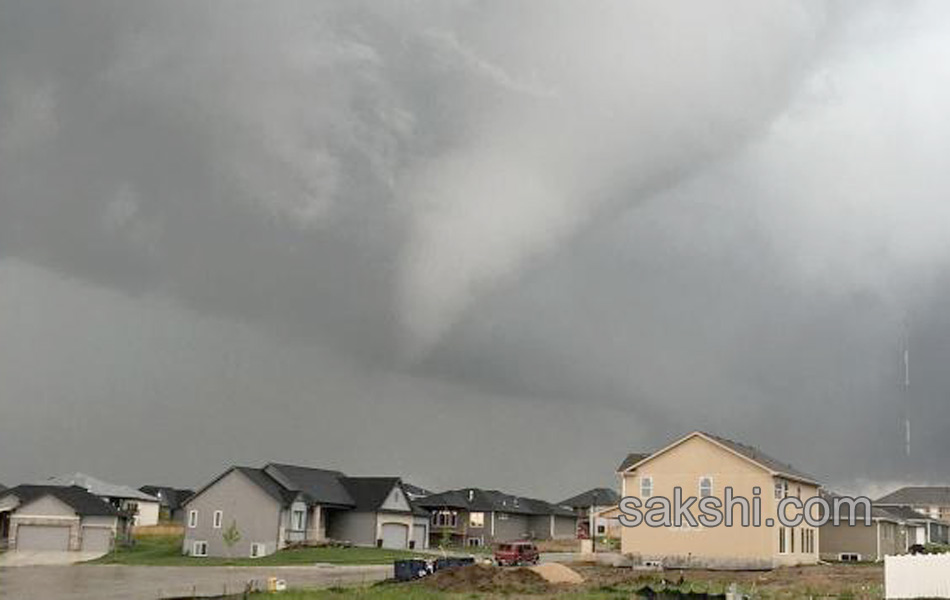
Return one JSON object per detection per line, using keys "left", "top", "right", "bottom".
{"left": 16, "top": 524, "right": 71, "bottom": 551}
{"left": 380, "top": 522, "right": 409, "bottom": 549}
{"left": 412, "top": 524, "right": 427, "bottom": 549}
{"left": 81, "top": 527, "right": 113, "bottom": 553}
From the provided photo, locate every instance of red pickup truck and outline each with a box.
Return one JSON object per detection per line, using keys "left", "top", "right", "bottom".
{"left": 493, "top": 541, "right": 540, "bottom": 566}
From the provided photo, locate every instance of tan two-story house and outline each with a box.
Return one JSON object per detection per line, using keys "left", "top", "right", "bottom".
{"left": 616, "top": 431, "right": 821, "bottom": 569}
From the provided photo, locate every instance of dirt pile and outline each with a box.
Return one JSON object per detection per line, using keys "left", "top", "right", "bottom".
{"left": 528, "top": 562, "right": 584, "bottom": 584}
{"left": 422, "top": 564, "right": 552, "bottom": 593}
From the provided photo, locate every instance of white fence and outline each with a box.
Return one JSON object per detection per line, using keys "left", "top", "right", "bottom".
{"left": 885, "top": 554, "right": 950, "bottom": 599}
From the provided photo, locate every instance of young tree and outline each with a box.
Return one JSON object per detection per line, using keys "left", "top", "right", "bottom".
{"left": 222, "top": 520, "right": 242, "bottom": 560}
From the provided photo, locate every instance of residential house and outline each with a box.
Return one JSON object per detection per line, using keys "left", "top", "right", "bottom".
{"left": 139, "top": 486, "right": 194, "bottom": 523}
{"left": 559, "top": 487, "right": 621, "bottom": 538}
{"left": 617, "top": 431, "right": 821, "bottom": 569}
{"left": 181, "top": 463, "right": 428, "bottom": 558}
{"left": 0, "top": 485, "right": 124, "bottom": 555}
{"left": 818, "top": 492, "right": 912, "bottom": 561}
{"left": 876, "top": 487, "right": 950, "bottom": 544}
{"left": 416, "top": 488, "right": 577, "bottom": 548}
{"left": 43, "top": 473, "right": 161, "bottom": 526}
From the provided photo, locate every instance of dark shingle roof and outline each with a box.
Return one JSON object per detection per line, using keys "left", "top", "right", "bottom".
{"left": 339, "top": 477, "right": 402, "bottom": 512}
{"left": 879, "top": 505, "right": 933, "bottom": 521}
{"left": 263, "top": 464, "right": 355, "bottom": 508}
{"left": 416, "top": 488, "right": 573, "bottom": 517}
{"left": 702, "top": 433, "right": 819, "bottom": 484}
{"left": 402, "top": 483, "right": 432, "bottom": 499}
{"left": 617, "top": 453, "right": 650, "bottom": 472}
{"left": 1, "top": 485, "right": 119, "bottom": 517}
{"left": 558, "top": 488, "right": 620, "bottom": 509}
{"left": 877, "top": 487, "right": 950, "bottom": 507}
{"left": 139, "top": 486, "right": 195, "bottom": 511}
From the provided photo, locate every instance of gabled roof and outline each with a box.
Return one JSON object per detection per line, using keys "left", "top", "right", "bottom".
{"left": 339, "top": 477, "right": 404, "bottom": 512}
{"left": 877, "top": 487, "right": 950, "bottom": 507}
{"left": 43, "top": 473, "right": 158, "bottom": 502}
{"left": 263, "top": 464, "right": 355, "bottom": 508}
{"left": 416, "top": 488, "right": 574, "bottom": 517}
{"left": 879, "top": 505, "right": 933, "bottom": 522}
{"left": 139, "top": 486, "right": 194, "bottom": 511}
{"left": 618, "top": 431, "right": 820, "bottom": 486}
{"left": 0, "top": 485, "right": 119, "bottom": 517}
{"left": 558, "top": 488, "right": 620, "bottom": 509}
{"left": 402, "top": 483, "right": 433, "bottom": 499}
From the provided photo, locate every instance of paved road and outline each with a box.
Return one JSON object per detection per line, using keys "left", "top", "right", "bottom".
{"left": 0, "top": 564, "right": 392, "bottom": 600}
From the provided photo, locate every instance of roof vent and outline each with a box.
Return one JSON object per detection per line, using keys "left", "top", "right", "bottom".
{"left": 468, "top": 489, "right": 474, "bottom": 502}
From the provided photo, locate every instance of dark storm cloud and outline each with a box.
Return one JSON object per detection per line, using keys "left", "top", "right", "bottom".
{"left": 1, "top": 0, "right": 949, "bottom": 495}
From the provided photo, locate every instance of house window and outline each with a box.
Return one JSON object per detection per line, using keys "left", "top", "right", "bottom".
{"left": 774, "top": 480, "right": 787, "bottom": 500}
{"left": 188, "top": 510, "right": 198, "bottom": 528}
{"left": 778, "top": 528, "right": 787, "bottom": 554}
{"left": 250, "top": 543, "right": 265, "bottom": 558}
{"left": 469, "top": 512, "right": 485, "bottom": 528}
{"left": 497, "top": 512, "right": 509, "bottom": 521}
{"left": 790, "top": 527, "right": 795, "bottom": 553}
{"left": 432, "top": 510, "right": 457, "bottom": 528}
{"left": 467, "top": 537, "right": 482, "bottom": 547}
{"left": 596, "top": 524, "right": 606, "bottom": 535}
{"left": 640, "top": 476, "right": 653, "bottom": 499}
{"left": 291, "top": 509, "right": 306, "bottom": 531}
{"left": 698, "top": 476, "right": 713, "bottom": 498}
{"left": 192, "top": 541, "right": 208, "bottom": 557}
{"left": 213, "top": 510, "right": 223, "bottom": 529}
{"left": 839, "top": 553, "right": 860, "bottom": 562}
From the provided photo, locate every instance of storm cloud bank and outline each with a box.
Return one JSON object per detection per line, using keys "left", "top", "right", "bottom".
{"left": 2, "top": 1, "right": 950, "bottom": 493}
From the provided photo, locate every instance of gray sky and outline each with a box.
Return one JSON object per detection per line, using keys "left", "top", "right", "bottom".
{"left": 2, "top": 0, "right": 950, "bottom": 500}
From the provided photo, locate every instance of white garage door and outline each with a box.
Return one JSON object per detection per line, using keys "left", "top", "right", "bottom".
{"left": 380, "top": 523, "right": 409, "bottom": 549}
{"left": 16, "top": 525, "right": 70, "bottom": 551}
{"left": 81, "top": 527, "right": 113, "bottom": 553}
{"left": 412, "top": 524, "right": 427, "bottom": 549}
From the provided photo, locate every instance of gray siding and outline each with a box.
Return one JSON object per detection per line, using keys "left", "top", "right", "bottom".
{"left": 183, "top": 469, "right": 283, "bottom": 558}
{"left": 552, "top": 515, "right": 577, "bottom": 539}
{"left": 819, "top": 521, "right": 880, "bottom": 560}
{"left": 492, "top": 513, "right": 531, "bottom": 542}
{"left": 327, "top": 511, "right": 377, "bottom": 546}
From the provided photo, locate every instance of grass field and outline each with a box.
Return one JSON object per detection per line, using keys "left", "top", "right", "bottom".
{"left": 249, "top": 562, "right": 886, "bottom": 600}
{"left": 89, "top": 536, "right": 427, "bottom": 566}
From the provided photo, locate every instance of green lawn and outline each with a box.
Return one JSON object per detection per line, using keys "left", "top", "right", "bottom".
{"left": 89, "top": 536, "right": 428, "bottom": 566}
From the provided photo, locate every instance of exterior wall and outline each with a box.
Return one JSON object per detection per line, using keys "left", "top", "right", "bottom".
{"left": 9, "top": 495, "right": 81, "bottom": 551}
{"left": 620, "top": 434, "right": 820, "bottom": 569}
{"left": 327, "top": 510, "right": 377, "bottom": 546}
{"left": 131, "top": 501, "right": 160, "bottom": 527}
{"left": 182, "top": 469, "right": 283, "bottom": 558}
{"left": 820, "top": 521, "right": 879, "bottom": 561}
{"left": 412, "top": 516, "right": 429, "bottom": 549}
{"left": 492, "top": 512, "right": 532, "bottom": 542}
{"left": 553, "top": 515, "right": 578, "bottom": 539}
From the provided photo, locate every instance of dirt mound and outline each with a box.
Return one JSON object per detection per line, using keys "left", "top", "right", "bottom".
{"left": 529, "top": 562, "right": 584, "bottom": 584}
{"left": 422, "top": 564, "right": 551, "bottom": 593}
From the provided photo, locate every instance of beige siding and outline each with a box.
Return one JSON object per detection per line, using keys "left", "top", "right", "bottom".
{"left": 619, "top": 434, "right": 819, "bottom": 569}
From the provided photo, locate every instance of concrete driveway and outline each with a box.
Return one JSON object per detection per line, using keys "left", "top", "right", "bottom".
{"left": 0, "top": 564, "right": 392, "bottom": 600}
{"left": 0, "top": 551, "right": 105, "bottom": 567}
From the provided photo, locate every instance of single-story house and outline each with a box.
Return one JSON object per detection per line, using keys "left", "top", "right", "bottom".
{"left": 0, "top": 485, "right": 124, "bottom": 555}
{"left": 875, "top": 486, "right": 950, "bottom": 544}
{"left": 416, "top": 488, "right": 577, "bottom": 548}
{"left": 617, "top": 430, "right": 822, "bottom": 569}
{"left": 818, "top": 492, "right": 910, "bottom": 561}
{"left": 182, "top": 463, "right": 427, "bottom": 558}
{"left": 558, "top": 487, "right": 621, "bottom": 538}
{"left": 43, "top": 473, "right": 161, "bottom": 527}
{"left": 139, "top": 486, "right": 194, "bottom": 523}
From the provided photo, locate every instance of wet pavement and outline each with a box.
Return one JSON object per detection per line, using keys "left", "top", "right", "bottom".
{"left": 0, "top": 564, "right": 392, "bottom": 600}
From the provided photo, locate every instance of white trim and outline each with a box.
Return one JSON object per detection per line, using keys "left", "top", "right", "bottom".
{"left": 188, "top": 510, "right": 198, "bottom": 529}
{"left": 192, "top": 540, "right": 208, "bottom": 557}
{"left": 212, "top": 510, "right": 223, "bottom": 529}
{"left": 699, "top": 475, "right": 713, "bottom": 498}
{"left": 640, "top": 475, "right": 653, "bottom": 499}
{"left": 619, "top": 431, "right": 819, "bottom": 485}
